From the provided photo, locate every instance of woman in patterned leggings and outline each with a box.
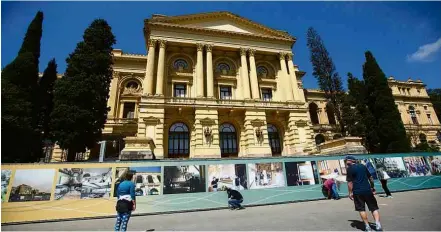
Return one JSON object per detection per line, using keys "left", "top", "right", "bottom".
{"left": 115, "top": 172, "right": 136, "bottom": 231}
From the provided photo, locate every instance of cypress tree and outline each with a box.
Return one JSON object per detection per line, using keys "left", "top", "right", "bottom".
{"left": 1, "top": 11, "right": 44, "bottom": 163}
{"left": 362, "top": 51, "right": 411, "bottom": 153}
{"left": 307, "top": 27, "right": 345, "bottom": 135}
{"left": 51, "top": 19, "right": 116, "bottom": 162}
{"left": 39, "top": 59, "right": 58, "bottom": 144}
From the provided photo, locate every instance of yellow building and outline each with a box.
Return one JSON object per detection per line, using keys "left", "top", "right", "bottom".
{"left": 46, "top": 12, "right": 440, "bottom": 162}
{"left": 306, "top": 77, "right": 441, "bottom": 147}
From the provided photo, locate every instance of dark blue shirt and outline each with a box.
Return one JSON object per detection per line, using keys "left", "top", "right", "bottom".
{"left": 346, "top": 163, "right": 372, "bottom": 195}
{"left": 116, "top": 180, "right": 136, "bottom": 200}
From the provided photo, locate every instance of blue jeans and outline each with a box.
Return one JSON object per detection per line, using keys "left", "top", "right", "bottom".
{"left": 228, "top": 199, "right": 243, "bottom": 208}
{"left": 331, "top": 183, "right": 340, "bottom": 199}
{"left": 115, "top": 212, "right": 131, "bottom": 231}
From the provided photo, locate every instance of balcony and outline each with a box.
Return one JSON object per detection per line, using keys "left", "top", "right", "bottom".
{"left": 311, "top": 124, "right": 339, "bottom": 132}
{"left": 147, "top": 97, "right": 305, "bottom": 110}
{"left": 403, "top": 124, "right": 441, "bottom": 131}
{"left": 106, "top": 118, "right": 138, "bottom": 126}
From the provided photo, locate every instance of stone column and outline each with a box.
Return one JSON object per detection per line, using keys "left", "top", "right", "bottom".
{"left": 196, "top": 43, "right": 204, "bottom": 97}
{"left": 286, "top": 53, "right": 301, "bottom": 101}
{"left": 206, "top": 44, "right": 214, "bottom": 98}
{"left": 155, "top": 40, "right": 167, "bottom": 96}
{"left": 248, "top": 49, "right": 260, "bottom": 99}
{"left": 143, "top": 39, "right": 156, "bottom": 95}
{"left": 279, "top": 52, "right": 293, "bottom": 101}
{"left": 240, "top": 48, "right": 251, "bottom": 99}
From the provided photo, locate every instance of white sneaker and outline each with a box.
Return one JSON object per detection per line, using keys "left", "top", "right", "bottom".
{"left": 376, "top": 223, "right": 383, "bottom": 231}
{"left": 386, "top": 195, "right": 393, "bottom": 199}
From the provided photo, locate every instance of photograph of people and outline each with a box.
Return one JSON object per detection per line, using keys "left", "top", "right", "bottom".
{"left": 317, "top": 160, "right": 347, "bottom": 183}
{"left": 428, "top": 156, "right": 441, "bottom": 175}
{"left": 163, "top": 165, "right": 206, "bottom": 194}
{"left": 403, "top": 156, "right": 432, "bottom": 177}
{"left": 285, "top": 162, "right": 317, "bottom": 186}
{"left": 208, "top": 164, "right": 247, "bottom": 192}
{"left": 248, "top": 163, "right": 285, "bottom": 189}
{"left": 115, "top": 167, "right": 161, "bottom": 197}
{"left": 372, "top": 158, "right": 408, "bottom": 178}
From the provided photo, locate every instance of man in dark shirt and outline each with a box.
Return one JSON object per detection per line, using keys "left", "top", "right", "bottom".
{"left": 226, "top": 187, "right": 244, "bottom": 210}
{"left": 345, "top": 155, "right": 382, "bottom": 232}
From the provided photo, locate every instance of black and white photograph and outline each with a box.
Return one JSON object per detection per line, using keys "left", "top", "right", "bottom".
{"left": 372, "top": 158, "right": 408, "bottom": 178}
{"left": 208, "top": 164, "right": 247, "bottom": 192}
{"left": 163, "top": 165, "right": 206, "bottom": 194}
{"left": 55, "top": 168, "right": 112, "bottom": 200}
{"left": 285, "top": 162, "right": 317, "bottom": 186}
{"left": 9, "top": 169, "right": 55, "bottom": 202}
{"left": 248, "top": 163, "right": 285, "bottom": 189}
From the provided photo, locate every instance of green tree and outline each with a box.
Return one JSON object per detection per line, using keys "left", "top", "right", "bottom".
{"left": 342, "top": 73, "right": 380, "bottom": 152}
{"left": 307, "top": 27, "right": 345, "bottom": 135}
{"left": 51, "top": 19, "right": 116, "bottom": 162}
{"left": 38, "top": 59, "right": 58, "bottom": 144}
{"left": 362, "top": 51, "right": 411, "bottom": 153}
{"left": 427, "top": 89, "right": 441, "bottom": 122}
{"left": 1, "top": 11, "right": 44, "bottom": 163}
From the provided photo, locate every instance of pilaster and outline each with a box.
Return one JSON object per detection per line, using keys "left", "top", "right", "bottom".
{"left": 241, "top": 110, "right": 272, "bottom": 157}
{"left": 285, "top": 111, "right": 314, "bottom": 156}
{"left": 279, "top": 52, "right": 293, "bottom": 101}
{"left": 206, "top": 44, "right": 214, "bottom": 98}
{"left": 196, "top": 43, "right": 204, "bottom": 97}
{"left": 193, "top": 108, "right": 221, "bottom": 158}
{"left": 108, "top": 72, "right": 119, "bottom": 117}
{"left": 137, "top": 106, "right": 165, "bottom": 159}
{"left": 286, "top": 53, "right": 301, "bottom": 102}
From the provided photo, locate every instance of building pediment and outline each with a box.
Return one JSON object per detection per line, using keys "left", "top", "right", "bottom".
{"left": 145, "top": 11, "right": 295, "bottom": 42}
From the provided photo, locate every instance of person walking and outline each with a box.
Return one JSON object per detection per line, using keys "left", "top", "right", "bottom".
{"left": 377, "top": 167, "right": 392, "bottom": 198}
{"left": 345, "top": 155, "right": 383, "bottom": 232}
{"left": 115, "top": 172, "right": 136, "bottom": 231}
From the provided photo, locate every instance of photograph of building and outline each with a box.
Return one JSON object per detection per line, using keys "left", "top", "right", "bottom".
{"left": 317, "top": 160, "right": 347, "bottom": 182}
{"left": 403, "top": 156, "right": 432, "bottom": 177}
{"left": 55, "top": 168, "right": 112, "bottom": 200}
{"left": 1, "top": 170, "right": 12, "bottom": 202}
{"left": 115, "top": 166, "right": 161, "bottom": 196}
{"left": 285, "top": 161, "right": 317, "bottom": 186}
{"left": 372, "top": 158, "right": 408, "bottom": 178}
{"left": 248, "top": 163, "right": 285, "bottom": 189}
{"left": 163, "top": 165, "right": 206, "bottom": 194}
{"left": 208, "top": 164, "right": 247, "bottom": 192}
{"left": 9, "top": 169, "right": 54, "bottom": 202}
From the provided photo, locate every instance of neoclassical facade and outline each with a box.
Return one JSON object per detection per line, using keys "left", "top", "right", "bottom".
{"left": 306, "top": 77, "right": 441, "bottom": 147}
{"left": 47, "top": 12, "right": 441, "bottom": 162}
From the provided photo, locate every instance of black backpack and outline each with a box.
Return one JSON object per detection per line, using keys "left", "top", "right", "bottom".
{"left": 116, "top": 199, "right": 133, "bottom": 213}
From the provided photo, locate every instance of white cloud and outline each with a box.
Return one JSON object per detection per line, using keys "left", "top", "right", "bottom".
{"left": 407, "top": 37, "right": 441, "bottom": 62}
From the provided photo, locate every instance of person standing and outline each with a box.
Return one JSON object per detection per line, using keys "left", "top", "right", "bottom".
{"left": 115, "top": 172, "right": 136, "bottom": 231}
{"left": 345, "top": 155, "right": 383, "bottom": 232}
{"left": 377, "top": 167, "right": 392, "bottom": 198}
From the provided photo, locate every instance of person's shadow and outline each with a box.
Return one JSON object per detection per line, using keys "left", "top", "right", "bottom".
{"left": 348, "top": 220, "right": 375, "bottom": 231}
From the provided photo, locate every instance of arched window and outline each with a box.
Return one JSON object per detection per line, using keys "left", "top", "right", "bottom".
{"left": 257, "top": 66, "right": 269, "bottom": 78}
{"left": 267, "top": 124, "right": 281, "bottom": 155}
{"left": 419, "top": 133, "right": 427, "bottom": 144}
{"left": 409, "top": 106, "right": 418, "bottom": 124}
{"left": 136, "top": 175, "right": 143, "bottom": 184}
{"left": 309, "top": 103, "right": 320, "bottom": 125}
{"left": 216, "top": 63, "right": 230, "bottom": 74}
{"left": 326, "top": 103, "right": 337, "bottom": 125}
{"left": 147, "top": 175, "right": 154, "bottom": 184}
{"left": 315, "top": 134, "right": 326, "bottom": 145}
{"left": 219, "top": 123, "right": 238, "bottom": 157}
{"left": 173, "top": 59, "right": 189, "bottom": 71}
{"left": 168, "top": 122, "right": 190, "bottom": 158}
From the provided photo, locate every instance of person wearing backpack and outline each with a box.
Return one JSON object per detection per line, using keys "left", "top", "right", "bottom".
{"left": 377, "top": 167, "right": 392, "bottom": 198}
{"left": 115, "top": 172, "right": 136, "bottom": 231}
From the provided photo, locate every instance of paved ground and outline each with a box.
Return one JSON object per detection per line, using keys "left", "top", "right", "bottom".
{"left": 3, "top": 189, "right": 441, "bottom": 231}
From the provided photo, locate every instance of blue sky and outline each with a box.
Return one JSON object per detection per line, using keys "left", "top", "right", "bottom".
{"left": 2, "top": 1, "right": 441, "bottom": 89}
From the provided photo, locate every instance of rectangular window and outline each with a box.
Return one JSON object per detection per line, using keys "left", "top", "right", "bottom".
{"left": 427, "top": 114, "right": 433, "bottom": 125}
{"left": 123, "top": 102, "right": 135, "bottom": 118}
{"left": 261, "top": 88, "right": 272, "bottom": 101}
{"left": 220, "top": 86, "right": 232, "bottom": 100}
{"left": 174, "top": 83, "right": 186, "bottom": 98}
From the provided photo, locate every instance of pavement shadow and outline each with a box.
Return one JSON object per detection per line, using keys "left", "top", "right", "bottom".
{"left": 348, "top": 220, "right": 375, "bottom": 231}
